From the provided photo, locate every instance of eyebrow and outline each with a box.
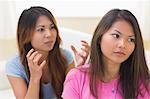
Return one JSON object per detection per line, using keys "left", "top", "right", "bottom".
{"left": 114, "top": 30, "right": 135, "bottom": 37}
{"left": 36, "top": 23, "right": 54, "bottom": 28}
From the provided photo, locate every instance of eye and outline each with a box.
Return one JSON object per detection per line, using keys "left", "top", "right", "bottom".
{"left": 49, "top": 25, "right": 56, "bottom": 30}
{"left": 37, "top": 28, "right": 45, "bottom": 32}
{"left": 112, "top": 33, "right": 120, "bottom": 39}
{"left": 128, "top": 38, "right": 135, "bottom": 43}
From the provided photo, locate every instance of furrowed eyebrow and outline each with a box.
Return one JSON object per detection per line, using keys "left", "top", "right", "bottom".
{"left": 114, "top": 30, "right": 122, "bottom": 34}
{"left": 128, "top": 35, "right": 135, "bottom": 38}
{"left": 114, "top": 30, "right": 135, "bottom": 37}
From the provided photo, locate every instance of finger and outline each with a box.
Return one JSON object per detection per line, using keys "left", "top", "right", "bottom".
{"left": 39, "top": 60, "right": 46, "bottom": 70}
{"left": 77, "top": 52, "right": 86, "bottom": 65}
{"left": 81, "top": 44, "right": 88, "bottom": 50}
{"left": 79, "top": 51, "right": 88, "bottom": 58}
{"left": 26, "top": 49, "right": 34, "bottom": 58}
{"left": 81, "top": 41, "right": 90, "bottom": 51}
{"left": 80, "top": 42, "right": 90, "bottom": 54}
{"left": 81, "top": 47, "right": 89, "bottom": 54}
{"left": 27, "top": 52, "right": 41, "bottom": 68}
{"left": 71, "top": 45, "right": 77, "bottom": 54}
{"left": 81, "top": 40, "right": 88, "bottom": 44}
{"left": 33, "top": 53, "right": 42, "bottom": 65}
{"left": 81, "top": 43, "right": 89, "bottom": 48}
{"left": 29, "top": 51, "right": 39, "bottom": 61}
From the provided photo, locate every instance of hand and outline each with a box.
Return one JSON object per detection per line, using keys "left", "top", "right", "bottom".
{"left": 71, "top": 40, "right": 90, "bottom": 66}
{"left": 26, "top": 49, "right": 46, "bottom": 81}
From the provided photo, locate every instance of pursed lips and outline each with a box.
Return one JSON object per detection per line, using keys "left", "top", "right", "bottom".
{"left": 113, "top": 51, "right": 126, "bottom": 56}
{"left": 44, "top": 41, "right": 53, "bottom": 45}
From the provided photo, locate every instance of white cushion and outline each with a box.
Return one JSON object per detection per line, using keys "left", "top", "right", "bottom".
{"left": 0, "top": 60, "right": 11, "bottom": 90}
{"left": 0, "top": 89, "right": 15, "bottom": 99}
{"left": 0, "top": 60, "right": 15, "bottom": 98}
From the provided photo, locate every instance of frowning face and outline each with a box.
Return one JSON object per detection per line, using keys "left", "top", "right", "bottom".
{"left": 100, "top": 20, "right": 135, "bottom": 65}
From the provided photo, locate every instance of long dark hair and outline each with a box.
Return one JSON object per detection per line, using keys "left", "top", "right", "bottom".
{"left": 89, "top": 9, "right": 150, "bottom": 98}
{"left": 17, "top": 6, "right": 67, "bottom": 98}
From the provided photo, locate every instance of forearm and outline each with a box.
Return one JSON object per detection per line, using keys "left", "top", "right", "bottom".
{"left": 24, "top": 78, "right": 40, "bottom": 99}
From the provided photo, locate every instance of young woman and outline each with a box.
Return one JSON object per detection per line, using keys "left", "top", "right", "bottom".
{"left": 5, "top": 6, "right": 89, "bottom": 99}
{"left": 62, "top": 9, "right": 150, "bottom": 99}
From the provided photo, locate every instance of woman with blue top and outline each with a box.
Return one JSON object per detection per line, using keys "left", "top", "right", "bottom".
{"left": 5, "top": 6, "right": 89, "bottom": 99}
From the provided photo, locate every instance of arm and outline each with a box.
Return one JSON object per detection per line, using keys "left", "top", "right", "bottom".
{"left": 7, "top": 76, "right": 40, "bottom": 99}
{"left": 7, "top": 76, "right": 27, "bottom": 99}
{"left": 24, "top": 49, "right": 46, "bottom": 99}
{"left": 7, "top": 49, "right": 46, "bottom": 99}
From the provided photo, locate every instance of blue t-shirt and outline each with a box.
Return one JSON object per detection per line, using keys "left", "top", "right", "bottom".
{"left": 5, "top": 49, "right": 73, "bottom": 99}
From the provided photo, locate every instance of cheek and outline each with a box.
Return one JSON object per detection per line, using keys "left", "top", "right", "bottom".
{"left": 54, "top": 34, "right": 57, "bottom": 40}
{"left": 101, "top": 35, "right": 114, "bottom": 48}
{"left": 50, "top": 31, "right": 57, "bottom": 40}
{"left": 31, "top": 36, "right": 42, "bottom": 48}
{"left": 100, "top": 38, "right": 113, "bottom": 54}
{"left": 31, "top": 40, "right": 40, "bottom": 49}
{"left": 127, "top": 44, "right": 135, "bottom": 56}
{"left": 31, "top": 36, "right": 39, "bottom": 43}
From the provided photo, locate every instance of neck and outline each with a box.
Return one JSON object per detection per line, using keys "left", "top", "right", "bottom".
{"left": 103, "top": 60, "right": 120, "bottom": 82}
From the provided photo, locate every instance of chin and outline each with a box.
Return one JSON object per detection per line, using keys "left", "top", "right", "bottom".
{"left": 41, "top": 45, "right": 55, "bottom": 52}
{"left": 47, "top": 47, "right": 54, "bottom": 51}
{"left": 112, "top": 58, "right": 126, "bottom": 64}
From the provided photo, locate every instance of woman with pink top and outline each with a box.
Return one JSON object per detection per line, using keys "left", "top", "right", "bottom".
{"left": 62, "top": 9, "right": 150, "bottom": 99}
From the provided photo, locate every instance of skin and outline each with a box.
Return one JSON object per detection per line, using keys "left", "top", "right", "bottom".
{"left": 7, "top": 15, "right": 90, "bottom": 99}
{"left": 100, "top": 20, "right": 135, "bottom": 82}
{"left": 71, "top": 40, "right": 90, "bottom": 66}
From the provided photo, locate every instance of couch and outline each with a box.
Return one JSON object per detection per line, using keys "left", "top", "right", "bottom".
{"left": 0, "top": 27, "right": 149, "bottom": 99}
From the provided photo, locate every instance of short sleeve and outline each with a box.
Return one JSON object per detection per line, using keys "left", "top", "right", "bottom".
{"left": 5, "top": 55, "right": 25, "bottom": 78}
{"left": 62, "top": 49, "right": 74, "bottom": 65}
{"left": 62, "top": 69, "right": 80, "bottom": 99}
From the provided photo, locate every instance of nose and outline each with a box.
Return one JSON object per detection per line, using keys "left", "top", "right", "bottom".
{"left": 45, "top": 29, "right": 51, "bottom": 38}
{"left": 117, "top": 39, "right": 126, "bottom": 49}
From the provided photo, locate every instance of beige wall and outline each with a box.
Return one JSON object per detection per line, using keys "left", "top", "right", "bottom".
{"left": 57, "top": 17, "right": 100, "bottom": 34}
{"left": 0, "top": 38, "right": 17, "bottom": 61}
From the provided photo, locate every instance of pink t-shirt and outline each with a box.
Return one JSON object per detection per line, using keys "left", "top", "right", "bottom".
{"left": 62, "top": 64, "right": 150, "bottom": 99}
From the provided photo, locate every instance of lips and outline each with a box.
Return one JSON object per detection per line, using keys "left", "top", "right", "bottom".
{"left": 114, "top": 51, "right": 126, "bottom": 56}
{"left": 44, "top": 41, "right": 53, "bottom": 46}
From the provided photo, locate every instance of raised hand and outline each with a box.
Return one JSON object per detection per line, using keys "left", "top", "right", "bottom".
{"left": 26, "top": 49, "right": 46, "bottom": 81}
{"left": 71, "top": 40, "right": 90, "bottom": 66}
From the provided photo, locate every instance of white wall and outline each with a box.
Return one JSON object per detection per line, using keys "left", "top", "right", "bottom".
{"left": 14, "top": 0, "right": 149, "bottom": 17}
{"left": 0, "top": 0, "right": 150, "bottom": 40}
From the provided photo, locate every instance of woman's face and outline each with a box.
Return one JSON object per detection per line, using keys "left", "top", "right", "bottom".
{"left": 100, "top": 20, "right": 135, "bottom": 65}
{"left": 31, "top": 15, "right": 57, "bottom": 53}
